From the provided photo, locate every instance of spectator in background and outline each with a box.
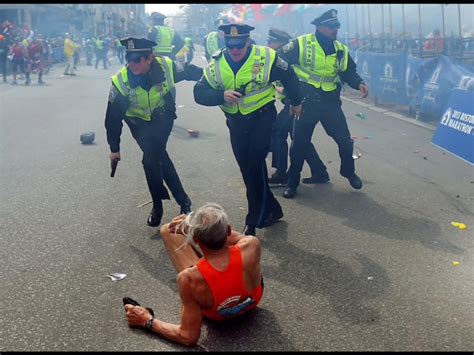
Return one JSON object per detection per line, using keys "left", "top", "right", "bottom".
{"left": 0, "top": 34, "right": 7, "bottom": 82}
{"left": 424, "top": 29, "right": 445, "bottom": 54}
{"left": 10, "top": 38, "right": 28, "bottom": 85}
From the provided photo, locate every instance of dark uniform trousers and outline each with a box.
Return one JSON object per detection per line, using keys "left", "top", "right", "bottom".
{"left": 271, "top": 102, "right": 324, "bottom": 175}
{"left": 125, "top": 113, "right": 188, "bottom": 207}
{"left": 225, "top": 104, "right": 282, "bottom": 228}
{"left": 287, "top": 98, "right": 355, "bottom": 189}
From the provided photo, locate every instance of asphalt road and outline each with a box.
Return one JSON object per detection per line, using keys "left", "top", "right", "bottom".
{"left": 1, "top": 49, "right": 473, "bottom": 351}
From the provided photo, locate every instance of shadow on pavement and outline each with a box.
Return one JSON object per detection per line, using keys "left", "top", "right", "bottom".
{"left": 263, "top": 221, "right": 388, "bottom": 325}
{"left": 290, "top": 184, "right": 463, "bottom": 254}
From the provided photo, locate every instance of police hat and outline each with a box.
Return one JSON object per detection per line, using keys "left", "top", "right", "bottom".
{"left": 219, "top": 23, "right": 255, "bottom": 45}
{"left": 120, "top": 37, "right": 156, "bottom": 54}
{"left": 268, "top": 28, "right": 292, "bottom": 43}
{"left": 214, "top": 17, "right": 230, "bottom": 27}
{"left": 151, "top": 12, "right": 166, "bottom": 20}
{"left": 311, "top": 9, "right": 341, "bottom": 27}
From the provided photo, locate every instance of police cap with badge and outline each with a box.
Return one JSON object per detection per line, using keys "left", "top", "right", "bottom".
{"left": 311, "top": 9, "right": 341, "bottom": 28}
{"left": 151, "top": 11, "right": 166, "bottom": 20}
{"left": 120, "top": 37, "right": 156, "bottom": 61}
{"left": 218, "top": 23, "right": 255, "bottom": 48}
{"left": 267, "top": 28, "right": 292, "bottom": 44}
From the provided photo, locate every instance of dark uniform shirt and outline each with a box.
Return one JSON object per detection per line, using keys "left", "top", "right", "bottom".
{"left": 147, "top": 26, "right": 185, "bottom": 57}
{"left": 194, "top": 45, "right": 302, "bottom": 117}
{"left": 278, "top": 31, "right": 363, "bottom": 104}
{"left": 105, "top": 60, "right": 203, "bottom": 152}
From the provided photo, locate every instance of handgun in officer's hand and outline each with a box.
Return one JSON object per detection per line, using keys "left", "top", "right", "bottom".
{"left": 111, "top": 158, "right": 119, "bottom": 177}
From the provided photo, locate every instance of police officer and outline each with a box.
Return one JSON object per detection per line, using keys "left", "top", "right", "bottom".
{"left": 193, "top": 24, "right": 303, "bottom": 236}
{"left": 105, "top": 37, "right": 203, "bottom": 227}
{"left": 266, "top": 28, "right": 327, "bottom": 186}
{"left": 147, "top": 12, "right": 184, "bottom": 60}
{"left": 204, "top": 18, "right": 228, "bottom": 62}
{"left": 278, "top": 9, "right": 369, "bottom": 199}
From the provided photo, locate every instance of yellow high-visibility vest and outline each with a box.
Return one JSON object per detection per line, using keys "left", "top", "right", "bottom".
{"left": 206, "top": 31, "right": 219, "bottom": 58}
{"left": 293, "top": 34, "right": 349, "bottom": 92}
{"left": 152, "top": 26, "right": 175, "bottom": 55}
{"left": 111, "top": 57, "right": 175, "bottom": 121}
{"left": 204, "top": 45, "right": 277, "bottom": 115}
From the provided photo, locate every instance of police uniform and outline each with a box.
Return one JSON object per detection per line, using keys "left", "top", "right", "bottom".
{"left": 105, "top": 38, "right": 203, "bottom": 226}
{"left": 147, "top": 12, "right": 184, "bottom": 60}
{"left": 193, "top": 24, "right": 303, "bottom": 236}
{"left": 267, "top": 28, "right": 327, "bottom": 186}
{"left": 278, "top": 9, "right": 366, "bottom": 199}
{"left": 204, "top": 18, "right": 228, "bottom": 62}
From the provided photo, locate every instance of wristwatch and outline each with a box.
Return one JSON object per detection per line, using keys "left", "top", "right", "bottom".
{"left": 145, "top": 317, "right": 154, "bottom": 331}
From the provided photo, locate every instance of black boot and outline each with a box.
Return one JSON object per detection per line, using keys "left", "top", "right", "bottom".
{"left": 283, "top": 187, "right": 297, "bottom": 199}
{"left": 147, "top": 204, "right": 163, "bottom": 227}
{"left": 261, "top": 209, "right": 284, "bottom": 227}
{"left": 302, "top": 173, "right": 330, "bottom": 184}
{"left": 346, "top": 174, "right": 363, "bottom": 190}
{"left": 242, "top": 225, "right": 256, "bottom": 236}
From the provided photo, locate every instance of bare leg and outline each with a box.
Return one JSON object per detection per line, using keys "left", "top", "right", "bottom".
{"left": 160, "top": 223, "right": 201, "bottom": 273}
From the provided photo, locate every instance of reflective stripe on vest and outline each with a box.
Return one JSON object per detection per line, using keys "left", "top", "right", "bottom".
{"left": 111, "top": 56, "right": 175, "bottom": 121}
{"left": 293, "top": 34, "right": 348, "bottom": 92}
{"left": 153, "top": 26, "right": 175, "bottom": 54}
{"left": 203, "top": 45, "right": 276, "bottom": 115}
{"left": 206, "top": 32, "right": 219, "bottom": 57}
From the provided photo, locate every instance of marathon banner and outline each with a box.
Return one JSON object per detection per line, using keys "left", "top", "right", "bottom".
{"left": 432, "top": 89, "right": 474, "bottom": 165}
{"left": 353, "top": 53, "right": 474, "bottom": 120}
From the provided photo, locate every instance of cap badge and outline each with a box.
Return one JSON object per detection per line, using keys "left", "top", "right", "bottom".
{"left": 230, "top": 26, "right": 238, "bottom": 36}
{"left": 332, "top": 10, "right": 337, "bottom": 18}
{"left": 128, "top": 40, "right": 134, "bottom": 49}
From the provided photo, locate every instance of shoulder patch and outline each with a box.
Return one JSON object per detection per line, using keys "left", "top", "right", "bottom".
{"left": 175, "top": 61, "right": 185, "bottom": 72}
{"left": 282, "top": 41, "right": 294, "bottom": 53}
{"left": 109, "top": 85, "right": 119, "bottom": 103}
{"left": 212, "top": 49, "right": 223, "bottom": 59}
{"left": 276, "top": 57, "right": 289, "bottom": 71}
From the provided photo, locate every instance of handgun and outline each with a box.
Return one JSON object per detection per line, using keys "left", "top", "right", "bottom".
{"left": 111, "top": 158, "right": 119, "bottom": 178}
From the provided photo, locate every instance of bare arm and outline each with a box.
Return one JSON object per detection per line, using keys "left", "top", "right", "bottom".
{"left": 124, "top": 271, "right": 202, "bottom": 347}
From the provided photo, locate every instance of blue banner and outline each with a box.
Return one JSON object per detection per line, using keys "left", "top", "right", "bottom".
{"left": 354, "top": 52, "right": 474, "bottom": 121}
{"left": 432, "top": 89, "right": 474, "bottom": 164}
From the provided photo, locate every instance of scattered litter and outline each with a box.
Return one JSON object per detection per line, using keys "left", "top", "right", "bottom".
{"left": 456, "top": 195, "right": 460, "bottom": 198}
{"left": 413, "top": 150, "right": 421, "bottom": 153}
{"left": 452, "top": 261, "right": 461, "bottom": 267}
{"left": 137, "top": 200, "right": 153, "bottom": 208}
{"left": 178, "top": 105, "right": 185, "bottom": 108}
{"left": 451, "top": 221, "right": 467, "bottom": 230}
{"left": 351, "top": 136, "right": 358, "bottom": 140}
{"left": 239, "top": 207, "right": 245, "bottom": 211}
{"left": 108, "top": 273, "right": 127, "bottom": 281}
{"left": 423, "top": 156, "right": 428, "bottom": 160}
{"left": 367, "top": 276, "right": 373, "bottom": 280}
{"left": 327, "top": 160, "right": 332, "bottom": 164}
{"left": 80, "top": 131, "right": 95, "bottom": 144}
{"left": 355, "top": 112, "right": 367, "bottom": 120}
{"left": 352, "top": 152, "right": 362, "bottom": 160}
{"left": 187, "top": 129, "right": 200, "bottom": 138}
{"left": 363, "top": 136, "right": 373, "bottom": 139}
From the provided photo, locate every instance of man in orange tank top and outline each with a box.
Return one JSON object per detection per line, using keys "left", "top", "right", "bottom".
{"left": 123, "top": 203, "right": 263, "bottom": 347}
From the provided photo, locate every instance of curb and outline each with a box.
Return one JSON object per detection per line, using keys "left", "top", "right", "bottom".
{"left": 341, "top": 96, "right": 437, "bottom": 132}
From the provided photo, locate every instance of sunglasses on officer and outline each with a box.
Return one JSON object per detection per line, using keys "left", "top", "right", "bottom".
{"left": 225, "top": 40, "right": 247, "bottom": 50}
{"left": 125, "top": 53, "right": 148, "bottom": 64}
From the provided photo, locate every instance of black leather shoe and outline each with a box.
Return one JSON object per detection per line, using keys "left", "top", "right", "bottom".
{"left": 147, "top": 206, "right": 163, "bottom": 227}
{"left": 242, "top": 225, "right": 256, "bottom": 236}
{"left": 347, "top": 174, "right": 363, "bottom": 190}
{"left": 180, "top": 197, "right": 192, "bottom": 214}
{"left": 261, "top": 209, "right": 284, "bottom": 227}
{"left": 283, "top": 187, "right": 297, "bottom": 199}
{"left": 302, "top": 174, "right": 330, "bottom": 184}
{"left": 268, "top": 173, "right": 287, "bottom": 185}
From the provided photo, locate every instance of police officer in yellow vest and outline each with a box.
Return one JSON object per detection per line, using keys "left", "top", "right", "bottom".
{"left": 278, "top": 9, "right": 369, "bottom": 199}
{"left": 147, "top": 12, "right": 184, "bottom": 60}
{"left": 193, "top": 24, "right": 303, "bottom": 236}
{"left": 105, "top": 38, "right": 203, "bottom": 227}
{"left": 204, "top": 18, "right": 228, "bottom": 62}
{"left": 267, "top": 28, "right": 326, "bottom": 187}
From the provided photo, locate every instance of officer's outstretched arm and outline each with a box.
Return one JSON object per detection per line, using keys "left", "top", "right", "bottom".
{"left": 270, "top": 55, "right": 303, "bottom": 107}
{"left": 193, "top": 77, "right": 226, "bottom": 106}
{"left": 172, "top": 61, "right": 203, "bottom": 83}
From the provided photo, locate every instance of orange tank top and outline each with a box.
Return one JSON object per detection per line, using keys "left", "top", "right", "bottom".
{"left": 196, "top": 245, "right": 264, "bottom": 321}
